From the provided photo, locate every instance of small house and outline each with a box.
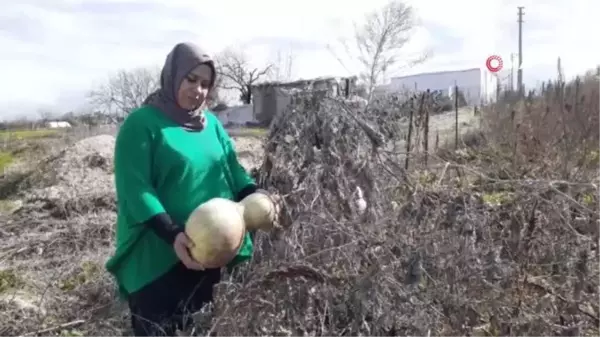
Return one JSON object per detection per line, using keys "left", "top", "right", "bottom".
{"left": 250, "top": 76, "right": 357, "bottom": 126}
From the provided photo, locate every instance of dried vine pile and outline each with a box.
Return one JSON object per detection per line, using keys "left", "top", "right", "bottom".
{"left": 208, "top": 91, "right": 599, "bottom": 336}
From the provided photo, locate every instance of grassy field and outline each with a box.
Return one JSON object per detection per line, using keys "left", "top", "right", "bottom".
{"left": 226, "top": 126, "right": 268, "bottom": 138}
{"left": 0, "top": 129, "right": 65, "bottom": 173}
{"left": 0, "top": 128, "right": 61, "bottom": 141}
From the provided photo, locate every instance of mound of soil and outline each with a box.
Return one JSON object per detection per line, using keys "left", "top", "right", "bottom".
{"left": 16, "top": 135, "right": 116, "bottom": 217}
{"left": 0, "top": 135, "right": 125, "bottom": 336}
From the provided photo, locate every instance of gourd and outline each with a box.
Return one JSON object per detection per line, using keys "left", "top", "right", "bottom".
{"left": 184, "top": 193, "right": 277, "bottom": 268}
{"left": 238, "top": 192, "right": 277, "bottom": 231}
{"left": 185, "top": 198, "right": 246, "bottom": 269}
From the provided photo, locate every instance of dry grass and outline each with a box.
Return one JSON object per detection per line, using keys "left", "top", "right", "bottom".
{"left": 0, "top": 134, "right": 122, "bottom": 336}
{"left": 0, "top": 71, "right": 598, "bottom": 336}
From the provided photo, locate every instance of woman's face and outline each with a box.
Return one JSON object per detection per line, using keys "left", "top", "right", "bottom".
{"left": 177, "top": 63, "right": 212, "bottom": 110}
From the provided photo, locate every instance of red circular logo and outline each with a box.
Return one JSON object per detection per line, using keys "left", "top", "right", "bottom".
{"left": 486, "top": 55, "right": 503, "bottom": 72}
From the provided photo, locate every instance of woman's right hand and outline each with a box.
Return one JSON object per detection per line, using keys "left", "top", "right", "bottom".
{"left": 173, "top": 232, "right": 206, "bottom": 270}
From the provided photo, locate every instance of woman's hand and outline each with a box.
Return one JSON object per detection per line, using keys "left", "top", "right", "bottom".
{"left": 256, "top": 189, "right": 283, "bottom": 227}
{"left": 173, "top": 232, "right": 206, "bottom": 270}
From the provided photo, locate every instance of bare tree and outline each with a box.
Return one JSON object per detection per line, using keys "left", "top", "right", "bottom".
{"left": 328, "top": 0, "right": 428, "bottom": 101}
{"left": 214, "top": 48, "right": 272, "bottom": 104}
{"left": 37, "top": 109, "right": 55, "bottom": 122}
{"left": 87, "top": 67, "right": 160, "bottom": 119}
{"left": 270, "top": 48, "right": 295, "bottom": 82}
{"left": 207, "top": 74, "right": 226, "bottom": 108}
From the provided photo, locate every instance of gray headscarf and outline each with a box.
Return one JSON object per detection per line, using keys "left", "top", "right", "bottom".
{"left": 143, "top": 42, "right": 216, "bottom": 130}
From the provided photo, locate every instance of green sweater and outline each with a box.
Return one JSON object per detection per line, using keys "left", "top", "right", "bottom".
{"left": 105, "top": 106, "right": 255, "bottom": 298}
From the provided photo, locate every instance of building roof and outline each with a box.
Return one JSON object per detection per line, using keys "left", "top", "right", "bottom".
{"left": 251, "top": 76, "right": 357, "bottom": 89}
{"left": 391, "top": 68, "right": 481, "bottom": 81}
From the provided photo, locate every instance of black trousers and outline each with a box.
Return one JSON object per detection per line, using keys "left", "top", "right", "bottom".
{"left": 127, "top": 263, "right": 221, "bottom": 336}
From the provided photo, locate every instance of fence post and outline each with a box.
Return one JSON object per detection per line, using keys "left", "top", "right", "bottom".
{"left": 405, "top": 98, "right": 416, "bottom": 170}
{"left": 454, "top": 85, "right": 459, "bottom": 149}
{"left": 423, "top": 90, "right": 430, "bottom": 167}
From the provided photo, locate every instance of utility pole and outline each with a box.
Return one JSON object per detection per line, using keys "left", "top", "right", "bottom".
{"left": 517, "top": 6, "right": 525, "bottom": 96}
{"left": 510, "top": 53, "right": 515, "bottom": 91}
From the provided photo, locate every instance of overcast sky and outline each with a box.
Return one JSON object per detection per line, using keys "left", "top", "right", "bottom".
{"left": 0, "top": 0, "right": 598, "bottom": 120}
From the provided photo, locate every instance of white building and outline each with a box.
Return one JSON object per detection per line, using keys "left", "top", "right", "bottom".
{"left": 216, "top": 105, "right": 256, "bottom": 127}
{"left": 382, "top": 68, "right": 498, "bottom": 106}
{"left": 46, "top": 121, "right": 72, "bottom": 128}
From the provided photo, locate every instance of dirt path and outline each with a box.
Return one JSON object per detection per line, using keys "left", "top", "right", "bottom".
{"left": 231, "top": 135, "right": 264, "bottom": 171}
{"left": 389, "top": 106, "right": 479, "bottom": 155}
{"left": 427, "top": 106, "right": 479, "bottom": 142}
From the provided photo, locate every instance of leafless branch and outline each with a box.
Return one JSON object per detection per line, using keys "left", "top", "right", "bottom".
{"left": 87, "top": 67, "right": 160, "bottom": 118}
{"left": 214, "top": 48, "right": 273, "bottom": 104}
{"left": 329, "top": 0, "right": 429, "bottom": 103}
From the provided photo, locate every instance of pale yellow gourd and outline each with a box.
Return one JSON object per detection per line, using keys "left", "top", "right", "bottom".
{"left": 184, "top": 194, "right": 276, "bottom": 268}
{"left": 184, "top": 198, "right": 246, "bottom": 269}
{"left": 239, "top": 192, "right": 277, "bottom": 231}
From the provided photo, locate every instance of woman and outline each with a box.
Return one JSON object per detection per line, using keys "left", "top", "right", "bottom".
{"left": 105, "top": 42, "right": 267, "bottom": 336}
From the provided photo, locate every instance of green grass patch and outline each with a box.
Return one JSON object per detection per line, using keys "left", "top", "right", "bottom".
{"left": 228, "top": 127, "right": 268, "bottom": 138}
{"left": 482, "top": 191, "right": 514, "bottom": 206}
{"left": 0, "top": 269, "right": 23, "bottom": 294}
{"left": 58, "top": 261, "right": 102, "bottom": 291}
{"left": 0, "top": 199, "right": 21, "bottom": 214}
{"left": 0, "top": 128, "right": 61, "bottom": 141}
{"left": 0, "top": 151, "right": 13, "bottom": 173}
